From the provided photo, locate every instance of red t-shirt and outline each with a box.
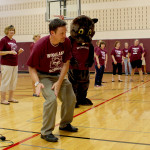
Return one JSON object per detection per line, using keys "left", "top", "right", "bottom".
{"left": 0, "top": 36, "right": 18, "bottom": 66}
{"left": 69, "top": 41, "right": 90, "bottom": 70}
{"left": 123, "top": 48, "right": 129, "bottom": 58}
{"left": 27, "top": 35, "right": 72, "bottom": 74}
{"left": 111, "top": 48, "right": 123, "bottom": 63}
{"left": 95, "top": 48, "right": 107, "bottom": 66}
{"left": 30, "top": 42, "right": 35, "bottom": 53}
{"left": 128, "top": 45, "right": 144, "bottom": 62}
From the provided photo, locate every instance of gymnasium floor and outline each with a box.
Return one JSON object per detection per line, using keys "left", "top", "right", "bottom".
{"left": 0, "top": 73, "right": 150, "bottom": 150}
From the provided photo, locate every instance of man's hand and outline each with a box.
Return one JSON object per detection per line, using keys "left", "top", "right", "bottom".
{"left": 128, "top": 59, "right": 130, "bottom": 63}
{"left": 51, "top": 81, "right": 61, "bottom": 97}
{"left": 9, "top": 50, "right": 17, "bottom": 55}
{"left": 36, "top": 83, "right": 44, "bottom": 96}
{"left": 98, "top": 64, "right": 101, "bottom": 69}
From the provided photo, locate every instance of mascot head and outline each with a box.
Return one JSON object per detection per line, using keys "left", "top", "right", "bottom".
{"left": 70, "top": 15, "right": 98, "bottom": 45}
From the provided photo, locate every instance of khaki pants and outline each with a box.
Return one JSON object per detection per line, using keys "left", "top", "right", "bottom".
{"left": 0, "top": 65, "right": 18, "bottom": 92}
{"left": 38, "top": 74, "right": 76, "bottom": 135}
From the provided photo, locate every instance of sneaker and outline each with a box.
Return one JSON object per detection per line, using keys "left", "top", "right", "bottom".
{"left": 130, "top": 79, "right": 133, "bottom": 82}
{"left": 59, "top": 124, "right": 78, "bottom": 132}
{"left": 95, "top": 85, "right": 101, "bottom": 87}
{"left": 33, "top": 93, "right": 40, "bottom": 97}
{"left": 118, "top": 80, "right": 123, "bottom": 82}
{"left": 41, "top": 134, "right": 58, "bottom": 142}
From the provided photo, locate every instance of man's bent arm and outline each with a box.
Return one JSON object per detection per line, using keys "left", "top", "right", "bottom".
{"left": 52, "top": 60, "right": 70, "bottom": 97}
{"left": 58, "top": 60, "right": 70, "bottom": 85}
{"left": 28, "top": 66, "right": 40, "bottom": 83}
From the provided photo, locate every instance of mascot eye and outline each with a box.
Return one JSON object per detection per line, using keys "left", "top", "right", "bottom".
{"left": 78, "top": 29, "right": 84, "bottom": 34}
{"left": 88, "top": 29, "right": 92, "bottom": 35}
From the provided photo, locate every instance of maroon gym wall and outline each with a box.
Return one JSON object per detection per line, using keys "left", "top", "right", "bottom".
{"left": 15, "top": 38, "right": 149, "bottom": 73}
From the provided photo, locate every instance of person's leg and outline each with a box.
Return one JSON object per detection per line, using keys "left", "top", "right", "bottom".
{"left": 131, "top": 68, "right": 135, "bottom": 81}
{"left": 1, "top": 65, "right": 13, "bottom": 104}
{"left": 118, "top": 63, "right": 122, "bottom": 81}
{"left": 124, "top": 58, "right": 128, "bottom": 75}
{"left": 8, "top": 66, "right": 18, "bottom": 103}
{"left": 99, "top": 65, "right": 105, "bottom": 85}
{"left": 144, "top": 65, "right": 147, "bottom": 74}
{"left": 128, "top": 62, "right": 132, "bottom": 75}
{"left": 77, "top": 70, "right": 92, "bottom": 105}
{"left": 39, "top": 76, "right": 58, "bottom": 136}
{"left": 138, "top": 68, "right": 143, "bottom": 81}
{"left": 112, "top": 63, "right": 117, "bottom": 81}
{"left": 58, "top": 79, "right": 76, "bottom": 128}
{"left": 95, "top": 65, "right": 101, "bottom": 86}
{"left": 68, "top": 69, "right": 80, "bottom": 107}
{"left": 130, "top": 61, "right": 136, "bottom": 81}
{"left": 137, "top": 60, "right": 143, "bottom": 81}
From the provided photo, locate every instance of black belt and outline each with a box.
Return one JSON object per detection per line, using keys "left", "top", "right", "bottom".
{"left": 37, "top": 70, "right": 60, "bottom": 76}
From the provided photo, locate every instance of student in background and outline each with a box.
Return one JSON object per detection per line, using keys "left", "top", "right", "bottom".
{"left": 123, "top": 42, "right": 132, "bottom": 75}
{"left": 140, "top": 43, "right": 147, "bottom": 75}
{"left": 128, "top": 40, "right": 144, "bottom": 82}
{"left": 95, "top": 41, "right": 108, "bottom": 87}
{"left": 30, "top": 34, "right": 41, "bottom": 97}
{"left": 30, "top": 34, "right": 41, "bottom": 53}
{"left": 0, "top": 25, "right": 24, "bottom": 105}
{"left": 111, "top": 41, "right": 124, "bottom": 82}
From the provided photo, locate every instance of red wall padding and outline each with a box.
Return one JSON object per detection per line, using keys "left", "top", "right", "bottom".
{"left": 15, "top": 38, "right": 149, "bottom": 73}
{"left": 17, "top": 42, "right": 31, "bottom": 71}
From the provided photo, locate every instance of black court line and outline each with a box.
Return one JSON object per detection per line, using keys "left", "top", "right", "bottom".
{"left": 0, "top": 127, "right": 40, "bottom": 134}
{"left": 75, "top": 126, "right": 150, "bottom": 134}
{"left": 1, "top": 127, "right": 150, "bottom": 146}
{"left": 58, "top": 134, "right": 150, "bottom": 146}
{"left": 111, "top": 99, "right": 150, "bottom": 103}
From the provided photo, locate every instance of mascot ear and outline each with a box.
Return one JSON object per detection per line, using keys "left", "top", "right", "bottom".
{"left": 92, "top": 18, "right": 98, "bottom": 24}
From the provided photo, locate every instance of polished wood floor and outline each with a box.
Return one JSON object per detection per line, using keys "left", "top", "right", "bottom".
{"left": 0, "top": 73, "right": 150, "bottom": 150}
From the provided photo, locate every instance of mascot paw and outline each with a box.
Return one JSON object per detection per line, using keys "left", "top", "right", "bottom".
{"left": 75, "top": 103, "right": 80, "bottom": 108}
{"left": 70, "top": 57, "right": 79, "bottom": 67}
{"left": 80, "top": 98, "right": 93, "bottom": 106}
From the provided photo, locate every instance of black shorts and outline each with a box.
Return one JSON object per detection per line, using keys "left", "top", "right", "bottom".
{"left": 131, "top": 60, "right": 142, "bottom": 69}
{"left": 112, "top": 63, "right": 122, "bottom": 75}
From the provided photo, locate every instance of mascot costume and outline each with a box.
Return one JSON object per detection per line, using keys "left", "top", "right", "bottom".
{"left": 68, "top": 15, "right": 98, "bottom": 108}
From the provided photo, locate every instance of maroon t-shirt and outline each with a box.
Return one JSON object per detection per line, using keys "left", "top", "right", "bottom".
{"left": 30, "top": 42, "right": 35, "bottom": 53}
{"left": 70, "top": 41, "right": 90, "bottom": 70}
{"left": 111, "top": 48, "right": 123, "bottom": 63}
{"left": 95, "top": 48, "right": 107, "bottom": 66}
{"left": 123, "top": 48, "right": 129, "bottom": 58}
{"left": 0, "top": 36, "right": 18, "bottom": 66}
{"left": 27, "top": 35, "right": 72, "bottom": 74}
{"left": 128, "top": 45, "right": 144, "bottom": 62}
